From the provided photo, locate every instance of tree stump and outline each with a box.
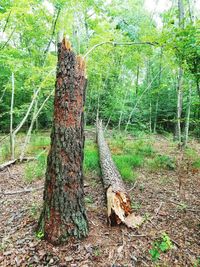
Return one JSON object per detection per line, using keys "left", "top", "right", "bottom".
{"left": 37, "top": 38, "right": 88, "bottom": 245}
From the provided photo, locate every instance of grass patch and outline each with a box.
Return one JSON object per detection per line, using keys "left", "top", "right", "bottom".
{"left": 28, "top": 134, "right": 50, "bottom": 155}
{"left": 24, "top": 154, "right": 47, "bottom": 183}
{"left": 148, "top": 154, "right": 175, "bottom": 171}
{"left": 185, "top": 148, "right": 200, "bottom": 169}
{"left": 193, "top": 159, "right": 200, "bottom": 168}
{"left": 84, "top": 141, "right": 100, "bottom": 174}
{"left": 113, "top": 154, "right": 142, "bottom": 182}
{"left": 118, "top": 139, "right": 155, "bottom": 158}
{"left": 109, "top": 136, "right": 155, "bottom": 182}
{"left": 0, "top": 142, "right": 10, "bottom": 163}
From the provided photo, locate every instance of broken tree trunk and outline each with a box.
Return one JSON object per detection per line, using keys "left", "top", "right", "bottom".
{"left": 37, "top": 37, "right": 88, "bottom": 245}
{"left": 97, "top": 120, "right": 142, "bottom": 228}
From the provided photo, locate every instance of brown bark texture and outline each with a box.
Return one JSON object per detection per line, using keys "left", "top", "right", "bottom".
{"left": 96, "top": 120, "right": 143, "bottom": 228}
{"left": 37, "top": 38, "right": 88, "bottom": 245}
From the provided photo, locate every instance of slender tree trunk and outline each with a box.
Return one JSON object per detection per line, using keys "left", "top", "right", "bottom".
{"left": 35, "top": 97, "right": 39, "bottom": 131}
{"left": 183, "top": 84, "right": 192, "bottom": 147}
{"left": 176, "top": 0, "right": 184, "bottom": 145}
{"left": 118, "top": 89, "right": 128, "bottom": 130}
{"left": 153, "top": 96, "right": 159, "bottom": 133}
{"left": 19, "top": 88, "right": 54, "bottom": 161}
{"left": 154, "top": 48, "right": 163, "bottom": 133}
{"left": 125, "top": 68, "right": 163, "bottom": 132}
{"left": 10, "top": 73, "right": 15, "bottom": 160}
{"left": 135, "top": 65, "right": 140, "bottom": 96}
{"left": 37, "top": 38, "right": 88, "bottom": 245}
{"left": 12, "top": 69, "right": 54, "bottom": 138}
{"left": 149, "top": 99, "right": 152, "bottom": 133}
{"left": 176, "top": 67, "right": 183, "bottom": 144}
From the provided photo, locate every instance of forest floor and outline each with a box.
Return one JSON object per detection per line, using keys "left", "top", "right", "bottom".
{"left": 0, "top": 129, "right": 200, "bottom": 267}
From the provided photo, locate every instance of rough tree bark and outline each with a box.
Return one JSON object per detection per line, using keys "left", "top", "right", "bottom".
{"left": 97, "top": 120, "right": 142, "bottom": 228}
{"left": 37, "top": 38, "right": 88, "bottom": 245}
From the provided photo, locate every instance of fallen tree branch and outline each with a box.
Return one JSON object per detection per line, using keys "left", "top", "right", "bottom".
{"left": 0, "top": 157, "right": 35, "bottom": 171}
{"left": 0, "top": 159, "right": 17, "bottom": 171}
{"left": 96, "top": 120, "right": 143, "bottom": 228}
{"left": 0, "top": 186, "right": 44, "bottom": 196}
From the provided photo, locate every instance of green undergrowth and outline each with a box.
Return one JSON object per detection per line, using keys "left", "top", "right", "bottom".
{"left": 109, "top": 135, "right": 155, "bottom": 182}
{"left": 24, "top": 153, "right": 47, "bottom": 183}
{"left": 28, "top": 133, "right": 50, "bottom": 155}
{"left": 0, "top": 142, "right": 10, "bottom": 163}
{"left": 149, "top": 232, "right": 173, "bottom": 262}
{"left": 185, "top": 148, "right": 200, "bottom": 169}
{"left": 113, "top": 154, "right": 141, "bottom": 182}
{"left": 148, "top": 154, "right": 176, "bottom": 171}
{"left": 84, "top": 140, "right": 100, "bottom": 175}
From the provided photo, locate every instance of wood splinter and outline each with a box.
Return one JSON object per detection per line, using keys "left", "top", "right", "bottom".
{"left": 96, "top": 120, "right": 143, "bottom": 229}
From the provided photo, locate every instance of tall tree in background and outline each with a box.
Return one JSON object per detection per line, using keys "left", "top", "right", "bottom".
{"left": 175, "top": 0, "right": 185, "bottom": 145}
{"left": 37, "top": 37, "right": 88, "bottom": 245}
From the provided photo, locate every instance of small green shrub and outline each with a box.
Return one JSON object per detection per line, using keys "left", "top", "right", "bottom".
{"left": 148, "top": 155, "right": 175, "bottom": 171}
{"left": 185, "top": 147, "right": 198, "bottom": 161}
{"left": 193, "top": 257, "right": 200, "bottom": 267}
{"left": 185, "top": 148, "right": 200, "bottom": 169}
{"left": 192, "top": 159, "right": 200, "bottom": 169}
{"left": 85, "top": 195, "right": 94, "bottom": 204}
{"left": 149, "top": 233, "right": 173, "bottom": 262}
{"left": 24, "top": 154, "right": 47, "bottom": 182}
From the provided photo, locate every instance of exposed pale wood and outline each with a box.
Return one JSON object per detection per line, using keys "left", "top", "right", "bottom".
{"left": 97, "top": 120, "right": 143, "bottom": 228}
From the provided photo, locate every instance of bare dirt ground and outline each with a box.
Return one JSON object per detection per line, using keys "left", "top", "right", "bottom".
{"left": 0, "top": 134, "right": 200, "bottom": 267}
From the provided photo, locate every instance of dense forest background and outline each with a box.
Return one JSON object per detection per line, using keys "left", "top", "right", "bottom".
{"left": 0, "top": 0, "right": 199, "bottom": 139}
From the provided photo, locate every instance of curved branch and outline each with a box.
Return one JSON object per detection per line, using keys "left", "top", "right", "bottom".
{"left": 83, "top": 41, "right": 157, "bottom": 59}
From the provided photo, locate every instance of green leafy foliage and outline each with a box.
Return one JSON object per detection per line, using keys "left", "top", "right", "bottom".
{"left": 193, "top": 257, "right": 200, "bottom": 267}
{"left": 149, "top": 233, "right": 173, "bottom": 262}
{"left": 0, "top": 0, "right": 199, "bottom": 141}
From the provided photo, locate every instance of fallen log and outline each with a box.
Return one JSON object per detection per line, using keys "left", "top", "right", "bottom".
{"left": 0, "top": 186, "right": 44, "bottom": 196}
{"left": 0, "top": 157, "right": 36, "bottom": 171}
{"left": 96, "top": 120, "right": 143, "bottom": 228}
{"left": 0, "top": 159, "right": 17, "bottom": 171}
